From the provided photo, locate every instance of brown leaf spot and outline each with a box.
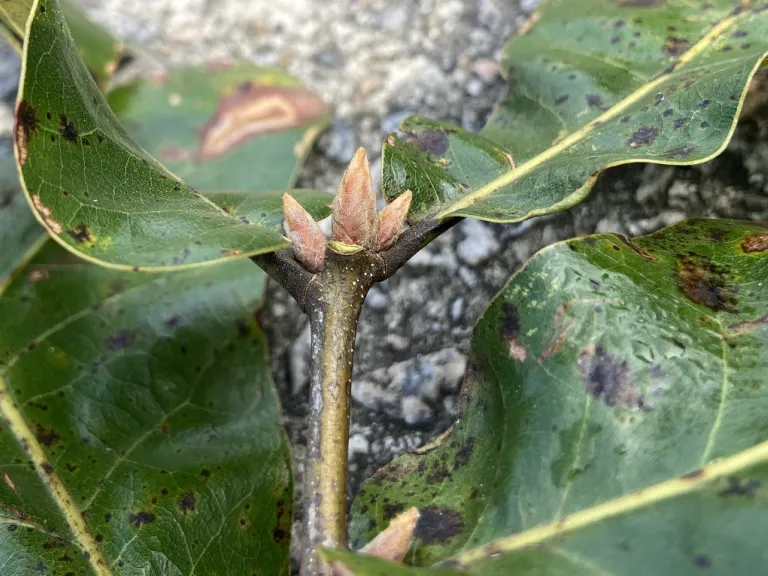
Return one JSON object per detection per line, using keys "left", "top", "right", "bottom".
{"left": 66, "top": 223, "right": 93, "bottom": 244}
{"left": 664, "top": 144, "right": 698, "bottom": 159}
{"left": 36, "top": 426, "right": 60, "bottom": 447}
{"left": 129, "top": 511, "right": 155, "bottom": 528}
{"left": 499, "top": 302, "right": 527, "bottom": 362}
{"left": 719, "top": 476, "right": 760, "bottom": 497}
{"left": 742, "top": 234, "right": 768, "bottom": 253}
{"left": 727, "top": 314, "right": 768, "bottom": 337}
{"left": 3, "top": 472, "right": 16, "bottom": 493}
{"left": 615, "top": 235, "right": 655, "bottom": 259}
{"left": 31, "top": 195, "right": 63, "bottom": 235}
{"left": 454, "top": 437, "right": 475, "bottom": 470}
{"left": 586, "top": 94, "right": 604, "bottom": 108}
{"left": 59, "top": 115, "right": 79, "bottom": 142}
{"left": 555, "top": 95, "right": 569, "bottom": 105}
{"left": 14, "top": 100, "right": 37, "bottom": 166}
{"left": 414, "top": 507, "right": 463, "bottom": 544}
{"left": 408, "top": 130, "right": 449, "bottom": 156}
{"left": 178, "top": 492, "right": 196, "bottom": 514}
{"left": 383, "top": 502, "right": 406, "bottom": 521}
{"left": 627, "top": 126, "right": 659, "bottom": 148}
{"left": 663, "top": 36, "right": 690, "bottom": 56}
{"left": 676, "top": 260, "right": 736, "bottom": 312}
{"left": 579, "top": 344, "right": 642, "bottom": 409}
{"left": 105, "top": 330, "right": 136, "bottom": 351}
{"left": 196, "top": 84, "right": 328, "bottom": 161}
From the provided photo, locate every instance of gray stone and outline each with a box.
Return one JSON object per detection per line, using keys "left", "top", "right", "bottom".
{"left": 348, "top": 433, "right": 370, "bottom": 456}
{"left": 366, "top": 288, "right": 388, "bottom": 311}
{"left": 352, "top": 347, "right": 468, "bottom": 422}
{"left": 456, "top": 219, "right": 501, "bottom": 265}
{"left": 0, "top": 43, "right": 20, "bottom": 102}
{"left": 466, "top": 77, "right": 484, "bottom": 97}
{"left": 323, "top": 119, "right": 358, "bottom": 163}
{"left": 450, "top": 297, "right": 465, "bottom": 322}
{"left": 289, "top": 323, "right": 312, "bottom": 396}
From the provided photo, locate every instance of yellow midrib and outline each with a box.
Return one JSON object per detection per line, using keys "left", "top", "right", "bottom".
{"left": 0, "top": 376, "right": 113, "bottom": 576}
{"left": 436, "top": 9, "right": 748, "bottom": 218}
{"left": 453, "top": 437, "right": 768, "bottom": 565}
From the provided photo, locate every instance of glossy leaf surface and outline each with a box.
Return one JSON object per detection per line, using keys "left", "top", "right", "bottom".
{"left": 108, "top": 63, "right": 329, "bottom": 192}
{"left": 15, "top": 0, "right": 329, "bottom": 271}
{"left": 383, "top": 0, "right": 768, "bottom": 223}
{"left": 0, "top": 0, "right": 126, "bottom": 87}
{"left": 0, "top": 240, "right": 293, "bottom": 575}
{"left": 350, "top": 219, "right": 768, "bottom": 574}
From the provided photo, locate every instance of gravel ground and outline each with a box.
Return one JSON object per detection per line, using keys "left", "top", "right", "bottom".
{"left": 3, "top": 0, "right": 768, "bottom": 571}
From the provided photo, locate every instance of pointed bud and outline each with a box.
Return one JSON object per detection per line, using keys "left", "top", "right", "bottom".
{"left": 332, "top": 147, "right": 378, "bottom": 250}
{"left": 283, "top": 193, "right": 327, "bottom": 272}
{"left": 377, "top": 190, "right": 412, "bottom": 251}
{"left": 359, "top": 507, "right": 419, "bottom": 562}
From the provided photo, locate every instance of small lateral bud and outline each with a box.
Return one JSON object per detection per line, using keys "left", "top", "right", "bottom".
{"left": 377, "top": 189, "right": 412, "bottom": 251}
{"left": 332, "top": 147, "right": 378, "bottom": 250}
{"left": 283, "top": 193, "right": 327, "bottom": 272}
{"left": 359, "top": 507, "right": 420, "bottom": 562}
{"left": 331, "top": 507, "right": 420, "bottom": 576}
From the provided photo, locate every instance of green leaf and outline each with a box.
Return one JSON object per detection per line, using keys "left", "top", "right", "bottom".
{"left": 0, "top": 0, "right": 127, "bottom": 87}
{"left": 107, "top": 63, "right": 330, "bottom": 192}
{"left": 350, "top": 219, "right": 768, "bottom": 573}
{"left": 384, "top": 0, "right": 768, "bottom": 223}
{"left": 0, "top": 155, "right": 45, "bottom": 288}
{"left": 14, "top": 0, "right": 329, "bottom": 271}
{"left": 0, "top": 239, "right": 293, "bottom": 575}
{"left": 204, "top": 189, "right": 332, "bottom": 232}
{"left": 322, "top": 549, "right": 462, "bottom": 576}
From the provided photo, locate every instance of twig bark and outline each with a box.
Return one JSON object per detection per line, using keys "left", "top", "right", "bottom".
{"left": 251, "top": 217, "right": 459, "bottom": 575}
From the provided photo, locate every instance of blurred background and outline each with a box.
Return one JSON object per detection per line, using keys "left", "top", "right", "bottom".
{"left": 2, "top": 0, "right": 768, "bottom": 562}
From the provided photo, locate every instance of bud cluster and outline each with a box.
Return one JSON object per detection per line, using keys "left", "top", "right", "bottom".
{"left": 283, "top": 147, "right": 412, "bottom": 272}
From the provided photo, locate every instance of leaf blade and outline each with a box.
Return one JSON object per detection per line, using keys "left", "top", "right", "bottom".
{"left": 351, "top": 218, "right": 768, "bottom": 572}
{"left": 0, "top": 244, "right": 293, "bottom": 575}
{"left": 384, "top": 1, "right": 768, "bottom": 223}
{"left": 15, "top": 0, "right": 327, "bottom": 271}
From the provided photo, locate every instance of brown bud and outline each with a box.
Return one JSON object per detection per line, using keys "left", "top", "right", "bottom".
{"left": 359, "top": 507, "right": 420, "bottom": 563}
{"left": 332, "top": 147, "right": 378, "bottom": 250}
{"left": 377, "top": 189, "right": 412, "bottom": 251}
{"left": 330, "top": 507, "right": 420, "bottom": 576}
{"left": 283, "top": 193, "right": 327, "bottom": 272}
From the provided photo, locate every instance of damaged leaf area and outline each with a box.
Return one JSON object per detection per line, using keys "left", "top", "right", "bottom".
{"left": 14, "top": 0, "right": 326, "bottom": 270}
{"left": 0, "top": 240, "right": 293, "bottom": 575}
{"left": 348, "top": 219, "right": 768, "bottom": 573}
{"left": 107, "top": 63, "right": 330, "bottom": 192}
{"left": 383, "top": 0, "right": 768, "bottom": 222}
{"left": 1, "top": 0, "right": 128, "bottom": 88}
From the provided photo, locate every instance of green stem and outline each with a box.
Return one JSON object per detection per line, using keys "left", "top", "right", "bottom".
{"left": 301, "top": 250, "right": 376, "bottom": 575}
{"left": 253, "top": 218, "right": 458, "bottom": 575}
